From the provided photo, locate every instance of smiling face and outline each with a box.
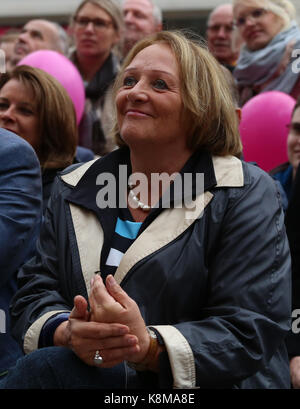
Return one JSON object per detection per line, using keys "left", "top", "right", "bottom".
{"left": 288, "top": 106, "right": 300, "bottom": 178}
{"left": 73, "top": 2, "right": 120, "bottom": 59}
{"left": 0, "top": 78, "right": 40, "bottom": 152}
{"left": 116, "top": 42, "right": 191, "bottom": 153}
{"left": 234, "top": 0, "right": 284, "bottom": 50}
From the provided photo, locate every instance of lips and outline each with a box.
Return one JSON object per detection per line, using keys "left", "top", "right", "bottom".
{"left": 213, "top": 41, "right": 230, "bottom": 48}
{"left": 79, "top": 38, "right": 97, "bottom": 46}
{"left": 125, "top": 109, "right": 152, "bottom": 118}
{"left": 246, "top": 30, "right": 263, "bottom": 40}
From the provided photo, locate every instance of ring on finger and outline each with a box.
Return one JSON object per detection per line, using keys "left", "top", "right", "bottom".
{"left": 93, "top": 350, "right": 103, "bottom": 366}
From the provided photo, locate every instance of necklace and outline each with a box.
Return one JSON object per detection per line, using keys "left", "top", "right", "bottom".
{"left": 128, "top": 181, "right": 151, "bottom": 212}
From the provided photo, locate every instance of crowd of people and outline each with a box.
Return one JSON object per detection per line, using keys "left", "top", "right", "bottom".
{"left": 0, "top": 0, "right": 300, "bottom": 390}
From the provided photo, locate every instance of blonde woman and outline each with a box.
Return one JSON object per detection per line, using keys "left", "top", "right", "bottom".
{"left": 0, "top": 31, "right": 291, "bottom": 389}
{"left": 233, "top": 0, "right": 300, "bottom": 105}
{"left": 69, "top": 0, "right": 123, "bottom": 155}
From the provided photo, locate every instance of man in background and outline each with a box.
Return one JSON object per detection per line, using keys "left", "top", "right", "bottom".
{"left": 12, "top": 19, "right": 69, "bottom": 66}
{"left": 122, "top": 0, "right": 163, "bottom": 58}
{"left": 206, "top": 4, "right": 242, "bottom": 72}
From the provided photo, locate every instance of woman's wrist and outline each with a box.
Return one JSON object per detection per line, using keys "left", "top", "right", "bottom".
{"left": 53, "top": 321, "right": 69, "bottom": 347}
{"left": 146, "top": 343, "right": 165, "bottom": 373}
{"left": 127, "top": 328, "right": 165, "bottom": 372}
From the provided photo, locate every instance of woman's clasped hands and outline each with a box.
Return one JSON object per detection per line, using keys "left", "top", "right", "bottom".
{"left": 54, "top": 274, "right": 150, "bottom": 369}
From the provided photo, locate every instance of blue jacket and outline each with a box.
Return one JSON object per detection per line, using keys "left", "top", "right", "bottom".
{"left": 0, "top": 130, "right": 42, "bottom": 375}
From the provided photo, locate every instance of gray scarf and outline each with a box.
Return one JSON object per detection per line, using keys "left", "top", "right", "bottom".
{"left": 234, "top": 21, "right": 300, "bottom": 99}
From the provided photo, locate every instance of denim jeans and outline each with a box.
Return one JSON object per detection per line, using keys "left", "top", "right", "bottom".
{"left": 0, "top": 346, "right": 157, "bottom": 389}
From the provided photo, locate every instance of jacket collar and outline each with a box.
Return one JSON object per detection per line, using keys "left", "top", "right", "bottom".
{"left": 61, "top": 147, "right": 243, "bottom": 291}
{"left": 63, "top": 146, "right": 244, "bottom": 219}
{"left": 64, "top": 146, "right": 218, "bottom": 213}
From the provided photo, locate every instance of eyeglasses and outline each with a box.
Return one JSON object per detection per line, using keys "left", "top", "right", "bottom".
{"left": 287, "top": 122, "right": 300, "bottom": 136}
{"left": 74, "top": 17, "right": 114, "bottom": 30}
{"left": 235, "top": 8, "right": 268, "bottom": 28}
{"left": 207, "top": 24, "right": 234, "bottom": 33}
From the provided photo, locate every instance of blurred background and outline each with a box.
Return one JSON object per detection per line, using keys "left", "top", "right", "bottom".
{"left": 0, "top": 0, "right": 297, "bottom": 37}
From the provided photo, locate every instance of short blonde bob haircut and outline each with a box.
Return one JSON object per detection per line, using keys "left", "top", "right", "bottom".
{"left": 0, "top": 65, "right": 77, "bottom": 169}
{"left": 111, "top": 30, "right": 242, "bottom": 157}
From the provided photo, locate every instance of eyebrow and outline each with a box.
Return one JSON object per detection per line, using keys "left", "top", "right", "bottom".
{"left": 22, "top": 28, "right": 44, "bottom": 39}
{"left": 123, "top": 67, "right": 177, "bottom": 78}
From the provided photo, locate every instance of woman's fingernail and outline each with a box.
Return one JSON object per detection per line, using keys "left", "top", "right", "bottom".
{"left": 119, "top": 327, "right": 128, "bottom": 335}
{"left": 107, "top": 275, "right": 117, "bottom": 287}
{"left": 127, "top": 337, "right": 137, "bottom": 345}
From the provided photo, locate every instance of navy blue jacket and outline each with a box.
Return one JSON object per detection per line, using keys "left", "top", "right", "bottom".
{"left": 11, "top": 148, "right": 291, "bottom": 388}
{"left": 0, "top": 130, "right": 42, "bottom": 375}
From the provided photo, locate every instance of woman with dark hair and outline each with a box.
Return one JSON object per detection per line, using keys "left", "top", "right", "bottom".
{"left": 0, "top": 65, "right": 78, "bottom": 212}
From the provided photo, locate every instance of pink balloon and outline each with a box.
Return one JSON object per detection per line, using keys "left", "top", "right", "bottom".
{"left": 240, "top": 91, "right": 296, "bottom": 172}
{"left": 18, "top": 50, "right": 85, "bottom": 125}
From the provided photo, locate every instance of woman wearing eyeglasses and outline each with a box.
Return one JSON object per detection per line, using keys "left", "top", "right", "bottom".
{"left": 233, "top": 0, "right": 300, "bottom": 106}
{"left": 69, "top": 0, "right": 123, "bottom": 155}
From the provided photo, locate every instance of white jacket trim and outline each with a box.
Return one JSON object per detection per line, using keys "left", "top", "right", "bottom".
{"left": 61, "top": 158, "right": 98, "bottom": 187}
{"left": 151, "top": 325, "right": 198, "bottom": 389}
{"left": 24, "top": 310, "right": 69, "bottom": 354}
{"left": 212, "top": 155, "right": 244, "bottom": 187}
{"left": 69, "top": 203, "right": 104, "bottom": 295}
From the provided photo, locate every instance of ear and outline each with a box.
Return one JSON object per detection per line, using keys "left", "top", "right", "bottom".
{"left": 236, "top": 107, "right": 242, "bottom": 123}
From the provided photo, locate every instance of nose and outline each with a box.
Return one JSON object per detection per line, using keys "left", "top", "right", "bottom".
{"left": 0, "top": 106, "right": 16, "bottom": 122}
{"left": 127, "top": 82, "right": 149, "bottom": 103}
{"left": 216, "top": 26, "right": 227, "bottom": 38}
{"left": 295, "top": 135, "right": 300, "bottom": 146}
{"left": 18, "top": 31, "right": 29, "bottom": 43}
{"left": 84, "top": 22, "right": 95, "bottom": 32}
{"left": 124, "top": 11, "right": 134, "bottom": 24}
{"left": 244, "top": 16, "right": 256, "bottom": 27}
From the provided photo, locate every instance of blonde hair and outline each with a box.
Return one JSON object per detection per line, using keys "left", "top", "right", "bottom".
{"left": 111, "top": 30, "right": 242, "bottom": 157}
{"left": 233, "top": 0, "right": 296, "bottom": 30}
{"left": 71, "top": 0, "right": 124, "bottom": 34}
